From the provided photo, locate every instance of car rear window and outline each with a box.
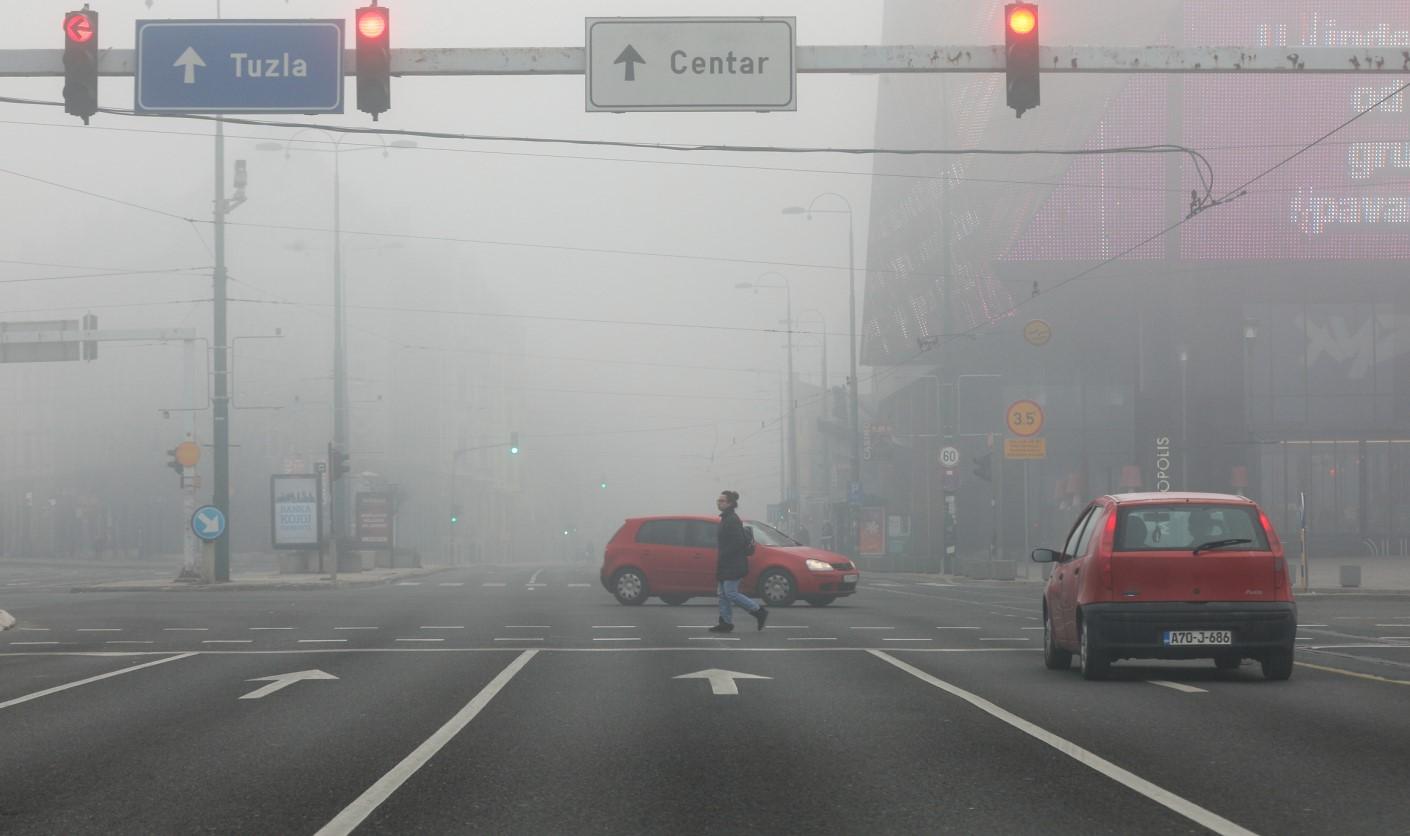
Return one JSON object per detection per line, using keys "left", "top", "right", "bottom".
{"left": 1114, "top": 504, "right": 1270, "bottom": 552}
{"left": 635, "top": 519, "right": 686, "bottom": 546}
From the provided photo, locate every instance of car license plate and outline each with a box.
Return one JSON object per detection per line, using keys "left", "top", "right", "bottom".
{"left": 843, "top": 574, "right": 858, "bottom": 582}
{"left": 1163, "top": 630, "right": 1232, "bottom": 646}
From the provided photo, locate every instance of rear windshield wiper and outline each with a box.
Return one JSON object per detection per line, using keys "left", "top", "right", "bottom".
{"left": 1193, "top": 538, "right": 1252, "bottom": 555}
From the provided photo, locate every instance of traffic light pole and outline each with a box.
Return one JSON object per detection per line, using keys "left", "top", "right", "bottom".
{"left": 213, "top": 116, "right": 231, "bottom": 583}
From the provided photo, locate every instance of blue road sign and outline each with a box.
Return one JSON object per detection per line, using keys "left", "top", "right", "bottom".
{"left": 192, "top": 505, "right": 228, "bottom": 541}
{"left": 848, "top": 481, "right": 864, "bottom": 505}
{"left": 135, "top": 19, "right": 344, "bottom": 114}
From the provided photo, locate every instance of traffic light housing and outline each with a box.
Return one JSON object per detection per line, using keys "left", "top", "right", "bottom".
{"left": 166, "top": 447, "right": 184, "bottom": 480}
{"left": 509, "top": 432, "right": 520, "bottom": 455}
{"left": 450, "top": 505, "right": 461, "bottom": 525}
{"left": 81, "top": 313, "right": 97, "bottom": 361}
{"left": 63, "top": 7, "right": 99, "bottom": 124}
{"left": 973, "top": 452, "right": 993, "bottom": 482}
{"left": 329, "top": 444, "right": 350, "bottom": 481}
{"left": 1004, "top": 3, "right": 1040, "bottom": 117}
{"left": 355, "top": 4, "right": 391, "bottom": 119}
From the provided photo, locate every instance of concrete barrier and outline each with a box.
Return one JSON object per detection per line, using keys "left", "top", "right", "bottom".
{"left": 1340, "top": 564, "right": 1362, "bottom": 588}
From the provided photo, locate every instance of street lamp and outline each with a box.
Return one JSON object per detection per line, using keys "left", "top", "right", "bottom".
{"left": 735, "top": 273, "right": 796, "bottom": 519}
{"left": 257, "top": 132, "right": 416, "bottom": 543}
{"left": 784, "top": 194, "right": 861, "bottom": 556}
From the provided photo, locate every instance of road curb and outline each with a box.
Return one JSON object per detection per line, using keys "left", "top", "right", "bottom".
{"left": 0, "top": 609, "right": 14, "bottom": 630}
{"left": 68, "top": 566, "right": 452, "bottom": 593}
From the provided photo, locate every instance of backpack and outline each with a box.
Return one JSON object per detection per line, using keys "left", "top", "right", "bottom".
{"left": 742, "top": 526, "right": 756, "bottom": 557}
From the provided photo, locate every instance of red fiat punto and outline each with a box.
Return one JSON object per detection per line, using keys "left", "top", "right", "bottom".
{"left": 601, "top": 516, "right": 860, "bottom": 607}
{"left": 1032, "top": 492, "right": 1297, "bottom": 681}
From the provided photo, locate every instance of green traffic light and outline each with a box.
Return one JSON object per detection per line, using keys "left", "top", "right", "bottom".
{"left": 600, "top": 482, "right": 608, "bottom": 489}
{"left": 450, "top": 516, "right": 458, "bottom": 524}
{"left": 510, "top": 447, "right": 519, "bottom": 455}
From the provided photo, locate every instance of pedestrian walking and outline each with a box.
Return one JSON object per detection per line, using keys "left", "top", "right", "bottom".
{"left": 711, "top": 490, "right": 768, "bottom": 633}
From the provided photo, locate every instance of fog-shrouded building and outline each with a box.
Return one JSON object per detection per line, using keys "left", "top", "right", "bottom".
{"left": 863, "top": 0, "right": 1410, "bottom": 564}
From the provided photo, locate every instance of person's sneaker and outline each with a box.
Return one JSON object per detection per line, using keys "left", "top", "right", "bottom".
{"left": 753, "top": 606, "right": 770, "bottom": 631}
{"left": 707, "top": 621, "right": 734, "bottom": 633}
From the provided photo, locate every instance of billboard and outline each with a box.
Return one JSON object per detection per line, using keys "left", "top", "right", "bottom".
{"left": 355, "top": 492, "right": 393, "bottom": 548}
{"left": 271, "top": 474, "right": 321, "bottom": 549}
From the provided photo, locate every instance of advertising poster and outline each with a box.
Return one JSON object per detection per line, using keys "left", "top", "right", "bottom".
{"left": 356, "top": 492, "right": 393, "bottom": 548}
{"left": 859, "top": 506, "right": 886, "bottom": 556}
{"left": 271, "top": 474, "right": 321, "bottom": 549}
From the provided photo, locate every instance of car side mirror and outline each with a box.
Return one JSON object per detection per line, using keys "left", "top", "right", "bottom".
{"left": 1030, "top": 548, "right": 1060, "bottom": 564}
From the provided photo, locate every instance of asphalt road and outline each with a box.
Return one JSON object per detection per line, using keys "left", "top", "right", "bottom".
{"left": 2, "top": 564, "right": 1409, "bottom": 835}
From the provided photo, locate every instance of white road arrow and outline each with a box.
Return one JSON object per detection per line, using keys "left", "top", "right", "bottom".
{"left": 674, "top": 668, "right": 771, "bottom": 696}
{"left": 174, "top": 47, "right": 206, "bottom": 84}
{"left": 240, "top": 669, "right": 338, "bottom": 700}
{"left": 197, "top": 511, "right": 221, "bottom": 535}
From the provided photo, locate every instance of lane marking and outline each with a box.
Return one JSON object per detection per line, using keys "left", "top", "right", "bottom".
{"left": 1149, "top": 680, "right": 1208, "bottom": 694}
{"left": 936, "top": 627, "right": 981, "bottom": 630}
{"left": 759, "top": 625, "right": 808, "bottom": 629}
{"left": 482, "top": 582, "right": 507, "bottom": 588}
{"left": 920, "top": 582, "right": 956, "bottom": 587}
{"left": 419, "top": 626, "right": 465, "bottom": 630}
{"left": 788, "top": 637, "right": 838, "bottom": 641}
{"left": 0, "top": 653, "right": 196, "bottom": 711}
{"left": 525, "top": 584, "right": 546, "bottom": 589}
{"left": 250, "top": 627, "right": 295, "bottom": 631}
{"left": 1376, "top": 636, "right": 1410, "bottom": 641}
{"left": 163, "top": 628, "right": 208, "bottom": 632}
{"left": 314, "top": 650, "right": 538, "bottom": 836}
{"left": 1295, "top": 660, "right": 1410, "bottom": 686}
{"left": 1021, "top": 627, "right": 1044, "bottom": 631}
{"left": 849, "top": 626, "right": 896, "bottom": 631}
{"left": 438, "top": 582, "right": 464, "bottom": 588}
{"left": 333, "top": 627, "right": 378, "bottom": 631}
{"left": 528, "top": 569, "right": 544, "bottom": 585}
{"left": 593, "top": 625, "right": 638, "bottom": 629}
{"left": 298, "top": 639, "right": 348, "bottom": 644}
{"left": 494, "top": 637, "right": 544, "bottom": 642}
{"left": 567, "top": 583, "right": 591, "bottom": 588}
{"left": 395, "top": 582, "right": 422, "bottom": 587}
{"left": 1308, "top": 644, "right": 1410, "bottom": 650}
{"left": 77, "top": 628, "right": 122, "bottom": 632}
{"left": 105, "top": 641, "right": 154, "bottom": 645}
{"left": 504, "top": 626, "right": 551, "bottom": 630}
{"left": 10, "top": 641, "right": 60, "bottom": 646}
{"left": 869, "top": 650, "right": 1258, "bottom": 836}
{"left": 18, "top": 628, "right": 50, "bottom": 632}
{"left": 1300, "top": 623, "right": 1329, "bottom": 627}
{"left": 1374, "top": 624, "right": 1410, "bottom": 628}
{"left": 203, "top": 640, "right": 253, "bottom": 645}
{"left": 689, "top": 637, "right": 740, "bottom": 641}
{"left": 980, "top": 638, "right": 1031, "bottom": 642}
{"left": 883, "top": 638, "right": 934, "bottom": 642}
{"left": 593, "top": 637, "right": 641, "bottom": 642}
{"left": 396, "top": 638, "right": 445, "bottom": 643}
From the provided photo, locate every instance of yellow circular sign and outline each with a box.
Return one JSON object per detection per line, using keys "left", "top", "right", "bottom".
{"left": 1006, "top": 400, "right": 1044, "bottom": 437}
{"left": 175, "top": 441, "right": 201, "bottom": 468}
{"left": 1023, "top": 319, "right": 1052, "bottom": 346}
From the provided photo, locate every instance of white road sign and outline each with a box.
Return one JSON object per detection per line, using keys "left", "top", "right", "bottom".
{"left": 939, "top": 446, "right": 960, "bottom": 468}
{"left": 586, "top": 17, "right": 796, "bottom": 112}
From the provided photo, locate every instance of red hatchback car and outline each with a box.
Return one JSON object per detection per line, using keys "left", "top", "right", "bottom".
{"left": 1032, "top": 492, "right": 1297, "bottom": 681}
{"left": 601, "top": 516, "right": 860, "bottom": 607}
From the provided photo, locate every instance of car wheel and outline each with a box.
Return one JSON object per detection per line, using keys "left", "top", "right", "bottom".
{"left": 1260, "top": 648, "right": 1294, "bottom": 681}
{"left": 804, "top": 596, "right": 836, "bottom": 607}
{"left": 1043, "top": 608, "right": 1072, "bottom": 670}
{"left": 1078, "top": 621, "right": 1110, "bottom": 681}
{"left": 659, "top": 594, "right": 690, "bottom": 606}
{"left": 758, "top": 570, "right": 797, "bottom": 607}
{"left": 612, "top": 569, "right": 648, "bottom": 606}
{"left": 1214, "top": 655, "right": 1242, "bottom": 671}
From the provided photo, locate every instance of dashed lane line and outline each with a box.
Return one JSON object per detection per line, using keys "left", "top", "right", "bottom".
{"left": 10, "top": 641, "right": 60, "bottom": 646}
{"left": 250, "top": 627, "right": 295, "bottom": 631}
{"left": 438, "top": 583, "right": 465, "bottom": 587}
{"left": 106, "top": 641, "right": 154, "bottom": 645}
{"left": 980, "top": 637, "right": 1031, "bottom": 642}
{"left": 420, "top": 626, "right": 466, "bottom": 630}
{"left": 334, "top": 627, "right": 378, "bottom": 631}
{"left": 1149, "top": 680, "right": 1208, "bottom": 694}
{"left": 592, "top": 625, "right": 638, "bottom": 629}
{"left": 76, "top": 628, "right": 122, "bottom": 632}
{"left": 1296, "top": 660, "right": 1410, "bottom": 686}
{"left": 870, "top": 650, "right": 1258, "bottom": 836}
{"left": 17, "top": 628, "right": 50, "bottom": 632}
{"left": 883, "top": 638, "right": 934, "bottom": 642}
{"left": 593, "top": 637, "right": 641, "bottom": 642}
{"left": 935, "top": 627, "right": 980, "bottom": 630}
{"left": 689, "top": 636, "right": 740, "bottom": 641}
{"left": 395, "top": 583, "right": 422, "bottom": 587}
{"left": 299, "top": 639, "right": 348, "bottom": 644}
{"left": 314, "top": 651, "right": 538, "bottom": 836}
{"left": 0, "top": 653, "right": 196, "bottom": 712}
{"left": 849, "top": 626, "right": 896, "bottom": 631}
{"left": 567, "top": 583, "right": 591, "bottom": 588}
{"left": 482, "top": 582, "right": 507, "bottom": 588}
{"left": 396, "top": 638, "right": 445, "bottom": 643}
{"left": 203, "top": 640, "right": 253, "bottom": 645}
{"left": 163, "top": 628, "right": 208, "bottom": 632}
{"left": 493, "top": 637, "right": 544, "bottom": 642}
{"left": 788, "top": 637, "right": 838, "bottom": 641}
{"left": 503, "top": 626, "right": 552, "bottom": 629}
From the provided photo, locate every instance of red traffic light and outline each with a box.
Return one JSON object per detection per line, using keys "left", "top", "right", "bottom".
{"left": 1008, "top": 6, "right": 1037, "bottom": 35}
{"left": 64, "top": 11, "right": 94, "bottom": 43}
{"left": 357, "top": 7, "right": 388, "bottom": 40}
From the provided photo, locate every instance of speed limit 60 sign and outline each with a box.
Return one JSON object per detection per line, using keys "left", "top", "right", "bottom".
{"left": 939, "top": 446, "right": 960, "bottom": 468}
{"left": 1006, "top": 400, "right": 1044, "bottom": 437}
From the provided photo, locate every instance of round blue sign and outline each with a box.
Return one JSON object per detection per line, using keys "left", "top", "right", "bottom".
{"left": 191, "top": 505, "right": 227, "bottom": 541}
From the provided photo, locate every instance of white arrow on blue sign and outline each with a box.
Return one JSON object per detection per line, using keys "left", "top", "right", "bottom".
{"left": 191, "top": 505, "right": 227, "bottom": 541}
{"left": 135, "top": 19, "right": 344, "bottom": 114}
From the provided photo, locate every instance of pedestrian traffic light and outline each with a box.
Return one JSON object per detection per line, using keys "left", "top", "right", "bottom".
{"left": 166, "top": 447, "right": 184, "bottom": 480}
{"left": 973, "top": 452, "right": 993, "bottom": 482}
{"left": 62, "top": 7, "right": 99, "bottom": 124}
{"left": 80, "top": 313, "right": 98, "bottom": 360}
{"left": 509, "top": 432, "right": 520, "bottom": 455}
{"left": 355, "top": 4, "right": 391, "bottom": 119}
{"left": 329, "top": 444, "right": 350, "bottom": 481}
{"left": 1004, "top": 3, "right": 1040, "bottom": 117}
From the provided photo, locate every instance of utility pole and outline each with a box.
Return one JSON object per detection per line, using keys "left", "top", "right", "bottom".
{"left": 212, "top": 115, "right": 231, "bottom": 582}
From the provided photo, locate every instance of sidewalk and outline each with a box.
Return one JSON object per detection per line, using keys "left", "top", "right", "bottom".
{"left": 68, "top": 565, "right": 451, "bottom": 593}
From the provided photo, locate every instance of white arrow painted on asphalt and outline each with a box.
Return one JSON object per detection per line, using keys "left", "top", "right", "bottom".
{"left": 674, "top": 668, "right": 771, "bottom": 696}
{"left": 240, "top": 669, "right": 338, "bottom": 700}
{"left": 174, "top": 47, "right": 206, "bottom": 84}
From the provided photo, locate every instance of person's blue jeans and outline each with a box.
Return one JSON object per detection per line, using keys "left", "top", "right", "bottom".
{"left": 717, "top": 578, "right": 760, "bottom": 624}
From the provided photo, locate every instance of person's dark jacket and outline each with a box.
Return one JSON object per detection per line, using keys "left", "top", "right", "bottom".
{"left": 716, "top": 508, "right": 751, "bottom": 581}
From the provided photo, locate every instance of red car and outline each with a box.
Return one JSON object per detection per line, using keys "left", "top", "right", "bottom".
{"left": 1032, "top": 492, "right": 1296, "bottom": 681}
{"left": 601, "top": 515, "right": 860, "bottom": 607}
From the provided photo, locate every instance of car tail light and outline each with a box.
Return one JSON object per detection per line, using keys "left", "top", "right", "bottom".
{"left": 1101, "top": 510, "right": 1118, "bottom": 592}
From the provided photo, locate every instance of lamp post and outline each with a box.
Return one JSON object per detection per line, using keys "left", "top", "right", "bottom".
{"left": 736, "top": 273, "right": 796, "bottom": 520}
{"left": 785, "top": 194, "right": 861, "bottom": 556}
{"left": 256, "top": 133, "right": 415, "bottom": 545}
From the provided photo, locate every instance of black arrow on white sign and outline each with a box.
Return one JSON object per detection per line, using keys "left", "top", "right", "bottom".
{"left": 614, "top": 45, "right": 645, "bottom": 81}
